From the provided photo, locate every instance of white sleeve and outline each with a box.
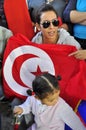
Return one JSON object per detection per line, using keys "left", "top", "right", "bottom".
{"left": 65, "top": 35, "right": 81, "bottom": 49}
{"left": 59, "top": 29, "right": 81, "bottom": 49}
{"left": 60, "top": 102, "right": 85, "bottom": 130}
{"left": 19, "top": 96, "right": 32, "bottom": 115}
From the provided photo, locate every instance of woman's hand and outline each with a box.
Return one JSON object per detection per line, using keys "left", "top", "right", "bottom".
{"left": 69, "top": 50, "right": 86, "bottom": 60}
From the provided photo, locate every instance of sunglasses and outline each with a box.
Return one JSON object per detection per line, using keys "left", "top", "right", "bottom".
{"left": 40, "top": 19, "right": 59, "bottom": 29}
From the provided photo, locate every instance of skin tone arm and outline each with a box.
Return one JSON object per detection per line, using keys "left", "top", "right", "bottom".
{"left": 69, "top": 50, "right": 86, "bottom": 60}
{"left": 70, "top": 10, "right": 86, "bottom": 25}
{"left": 63, "top": 0, "right": 86, "bottom": 25}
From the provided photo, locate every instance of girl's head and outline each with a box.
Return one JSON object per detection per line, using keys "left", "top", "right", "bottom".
{"left": 32, "top": 73, "right": 61, "bottom": 106}
{"left": 35, "top": 4, "right": 59, "bottom": 44}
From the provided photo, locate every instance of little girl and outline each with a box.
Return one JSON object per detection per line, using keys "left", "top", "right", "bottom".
{"left": 13, "top": 73, "right": 85, "bottom": 130}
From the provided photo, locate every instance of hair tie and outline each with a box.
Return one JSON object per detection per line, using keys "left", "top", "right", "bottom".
{"left": 57, "top": 75, "right": 61, "bottom": 81}
{"left": 27, "top": 89, "right": 34, "bottom": 96}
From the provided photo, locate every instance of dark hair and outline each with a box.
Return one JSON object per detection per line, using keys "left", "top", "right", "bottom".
{"left": 36, "top": 4, "right": 58, "bottom": 24}
{"left": 29, "top": 73, "right": 61, "bottom": 99}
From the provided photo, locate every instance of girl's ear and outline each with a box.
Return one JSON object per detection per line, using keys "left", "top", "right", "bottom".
{"left": 55, "top": 89, "right": 60, "bottom": 95}
{"left": 35, "top": 23, "right": 41, "bottom": 31}
{"left": 58, "top": 90, "right": 60, "bottom": 95}
{"left": 34, "top": 95, "right": 40, "bottom": 100}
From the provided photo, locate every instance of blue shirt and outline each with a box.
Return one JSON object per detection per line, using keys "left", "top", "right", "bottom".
{"left": 74, "top": 0, "right": 86, "bottom": 39}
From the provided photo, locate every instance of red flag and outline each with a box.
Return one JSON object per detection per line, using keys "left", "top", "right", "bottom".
{"left": 4, "top": 0, "right": 35, "bottom": 40}
{"left": 2, "top": 33, "right": 86, "bottom": 109}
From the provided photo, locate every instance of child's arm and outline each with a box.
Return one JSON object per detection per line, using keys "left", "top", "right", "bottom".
{"left": 61, "top": 101, "right": 85, "bottom": 130}
{"left": 13, "top": 96, "right": 34, "bottom": 115}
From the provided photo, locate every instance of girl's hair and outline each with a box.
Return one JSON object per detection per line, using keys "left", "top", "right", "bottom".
{"left": 27, "top": 73, "right": 61, "bottom": 99}
{"left": 36, "top": 4, "right": 58, "bottom": 24}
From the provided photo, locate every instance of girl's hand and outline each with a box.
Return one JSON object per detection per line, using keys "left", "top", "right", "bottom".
{"left": 13, "top": 106, "right": 23, "bottom": 115}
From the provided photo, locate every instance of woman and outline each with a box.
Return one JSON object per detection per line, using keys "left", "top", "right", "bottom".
{"left": 31, "top": 4, "right": 81, "bottom": 49}
{"left": 27, "top": 0, "right": 68, "bottom": 32}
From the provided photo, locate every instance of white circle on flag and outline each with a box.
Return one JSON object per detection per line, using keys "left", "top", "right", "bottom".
{"left": 3, "top": 45, "right": 55, "bottom": 96}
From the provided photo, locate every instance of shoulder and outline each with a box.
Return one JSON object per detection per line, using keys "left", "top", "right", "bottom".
{"left": 59, "top": 28, "right": 70, "bottom": 39}
{"left": 58, "top": 97, "right": 73, "bottom": 111}
{"left": 27, "top": 96, "right": 39, "bottom": 105}
{"left": 58, "top": 97, "right": 67, "bottom": 104}
{"left": 58, "top": 28, "right": 81, "bottom": 49}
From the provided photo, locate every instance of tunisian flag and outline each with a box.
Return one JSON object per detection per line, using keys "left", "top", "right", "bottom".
{"left": 2, "top": 33, "right": 86, "bottom": 109}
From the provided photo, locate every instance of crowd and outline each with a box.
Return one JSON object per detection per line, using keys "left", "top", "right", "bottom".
{"left": 0, "top": 0, "right": 86, "bottom": 130}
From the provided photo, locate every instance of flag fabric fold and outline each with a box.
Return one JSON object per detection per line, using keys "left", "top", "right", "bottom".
{"left": 4, "top": 0, "right": 35, "bottom": 40}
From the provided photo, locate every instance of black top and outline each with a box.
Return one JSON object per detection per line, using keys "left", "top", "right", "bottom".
{"left": 0, "top": 0, "right": 8, "bottom": 28}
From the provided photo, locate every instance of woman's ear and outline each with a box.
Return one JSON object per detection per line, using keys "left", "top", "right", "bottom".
{"left": 35, "top": 23, "right": 41, "bottom": 31}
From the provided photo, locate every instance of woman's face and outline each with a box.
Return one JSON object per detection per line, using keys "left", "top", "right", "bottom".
{"left": 38, "top": 11, "right": 59, "bottom": 43}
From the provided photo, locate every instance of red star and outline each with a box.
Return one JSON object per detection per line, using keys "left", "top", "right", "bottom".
{"left": 31, "top": 65, "right": 48, "bottom": 76}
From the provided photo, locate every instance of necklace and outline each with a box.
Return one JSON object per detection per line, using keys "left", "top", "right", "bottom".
{"left": 46, "top": 0, "right": 54, "bottom": 4}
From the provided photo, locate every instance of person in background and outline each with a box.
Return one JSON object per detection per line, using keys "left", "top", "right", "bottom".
{"left": 0, "top": 0, "right": 8, "bottom": 28}
{"left": 0, "top": 26, "right": 13, "bottom": 130}
{"left": 0, "top": 26, "right": 13, "bottom": 96}
{"left": 13, "top": 73, "right": 85, "bottom": 130}
{"left": 63, "top": 0, "right": 86, "bottom": 49}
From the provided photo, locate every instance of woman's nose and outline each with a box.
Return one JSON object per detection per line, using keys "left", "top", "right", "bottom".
{"left": 49, "top": 22, "right": 54, "bottom": 28}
